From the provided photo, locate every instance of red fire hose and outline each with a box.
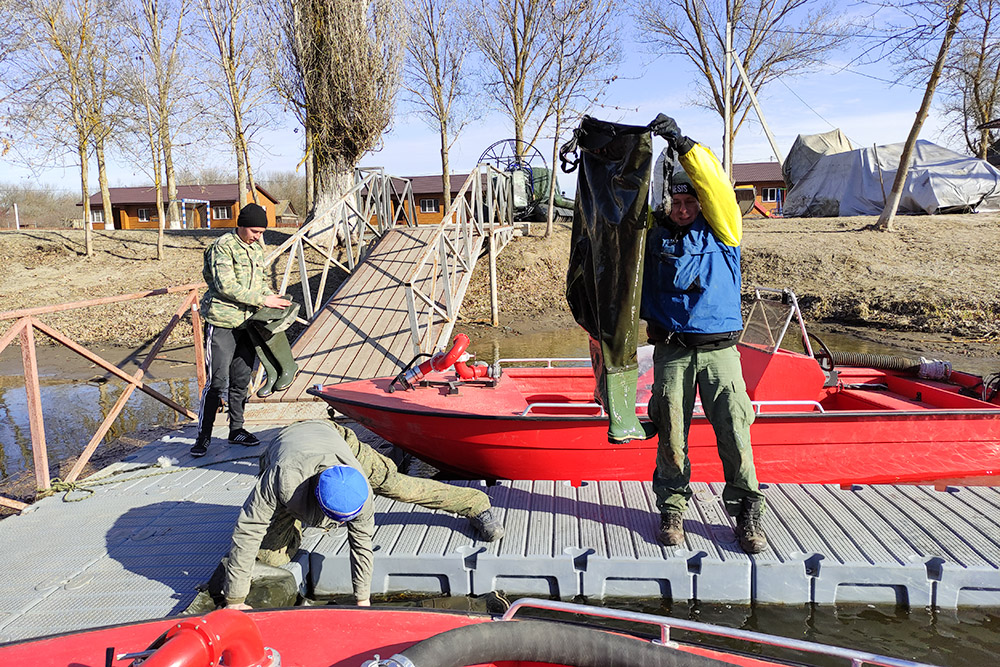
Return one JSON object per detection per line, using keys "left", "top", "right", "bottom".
{"left": 139, "top": 609, "right": 278, "bottom": 667}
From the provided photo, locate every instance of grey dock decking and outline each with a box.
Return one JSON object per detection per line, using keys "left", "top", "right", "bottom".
{"left": 2, "top": 422, "right": 999, "bottom": 643}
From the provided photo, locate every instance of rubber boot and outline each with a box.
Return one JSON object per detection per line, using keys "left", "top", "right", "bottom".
{"left": 250, "top": 329, "right": 280, "bottom": 398}
{"left": 261, "top": 329, "right": 298, "bottom": 392}
{"left": 605, "top": 368, "right": 657, "bottom": 445}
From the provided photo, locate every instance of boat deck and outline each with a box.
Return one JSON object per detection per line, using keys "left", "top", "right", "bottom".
{"left": 1, "top": 422, "right": 999, "bottom": 643}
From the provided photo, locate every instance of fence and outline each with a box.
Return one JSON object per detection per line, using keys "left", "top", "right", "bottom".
{"left": 0, "top": 285, "right": 206, "bottom": 510}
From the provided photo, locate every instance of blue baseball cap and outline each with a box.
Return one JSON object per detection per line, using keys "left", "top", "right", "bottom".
{"left": 315, "top": 465, "right": 368, "bottom": 522}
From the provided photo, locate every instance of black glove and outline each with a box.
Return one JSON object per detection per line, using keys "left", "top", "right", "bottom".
{"left": 650, "top": 113, "right": 681, "bottom": 142}
{"left": 650, "top": 113, "right": 695, "bottom": 154}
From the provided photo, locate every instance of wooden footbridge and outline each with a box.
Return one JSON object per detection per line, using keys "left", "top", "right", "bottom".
{"left": 257, "top": 166, "right": 517, "bottom": 406}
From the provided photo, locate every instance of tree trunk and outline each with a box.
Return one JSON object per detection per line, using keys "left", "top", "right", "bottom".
{"left": 305, "top": 125, "right": 315, "bottom": 214}
{"left": 79, "top": 138, "right": 92, "bottom": 256}
{"left": 237, "top": 140, "right": 248, "bottom": 209}
{"left": 545, "top": 108, "right": 563, "bottom": 238}
{"left": 95, "top": 137, "right": 114, "bottom": 230}
{"left": 440, "top": 124, "right": 451, "bottom": 215}
{"left": 244, "top": 137, "right": 258, "bottom": 205}
{"left": 876, "top": 0, "right": 966, "bottom": 231}
{"left": 310, "top": 155, "right": 354, "bottom": 248}
{"left": 163, "top": 120, "right": 180, "bottom": 229}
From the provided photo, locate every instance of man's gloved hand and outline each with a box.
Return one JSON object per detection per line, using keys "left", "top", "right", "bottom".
{"left": 650, "top": 114, "right": 681, "bottom": 142}
{"left": 650, "top": 113, "right": 695, "bottom": 154}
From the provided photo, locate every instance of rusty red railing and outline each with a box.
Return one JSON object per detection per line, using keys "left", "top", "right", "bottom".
{"left": 0, "top": 284, "right": 207, "bottom": 511}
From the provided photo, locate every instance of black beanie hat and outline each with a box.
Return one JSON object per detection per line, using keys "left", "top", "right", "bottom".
{"left": 237, "top": 203, "right": 268, "bottom": 228}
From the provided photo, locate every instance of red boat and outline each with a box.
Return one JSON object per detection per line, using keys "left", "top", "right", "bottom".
{"left": 0, "top": 597, "right": 938, "bottom": 667}
{"left": 310, "top": 289, "right": 1000, "bottom": 486}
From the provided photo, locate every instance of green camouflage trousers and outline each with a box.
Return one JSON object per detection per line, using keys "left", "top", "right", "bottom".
{"left": 649, "top": 342, "right": 764, "bottom": 517}
{"left": 256, "top": 422, "right": 491, "bottom": 567}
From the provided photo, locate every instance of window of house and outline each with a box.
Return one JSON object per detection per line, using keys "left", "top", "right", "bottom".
{"left": 420, "top": 198, "right": 440, "bottom": 214}
{"left": 762, "top": 188, "right": 783, "bottom": 203}
{"left": 137, "top": 208, "right": 151, "bottom": 222}
{"left": 213, "top": 206, "right": 231, "bottom": 220}
{"left": 90, "top": 209, "right": 104, "bottom": 224}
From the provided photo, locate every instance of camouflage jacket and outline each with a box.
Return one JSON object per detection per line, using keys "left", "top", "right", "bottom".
{"left": 200, "top": 232, "right": 270, "bottom": 328}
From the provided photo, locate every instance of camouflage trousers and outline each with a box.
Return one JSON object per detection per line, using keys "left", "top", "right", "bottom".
{"left": 649, "top": 342, "right": 764, "bottom": 517}
{"left": 256, "top": 422, "right": 491, "bottom": 567}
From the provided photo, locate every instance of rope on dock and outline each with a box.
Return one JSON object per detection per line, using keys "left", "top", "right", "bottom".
{"left": 39, "top": 455, "right": 261, "bottom": 503}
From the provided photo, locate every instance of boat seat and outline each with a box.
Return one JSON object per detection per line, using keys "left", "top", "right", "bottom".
{"left": 739, "top": 343, "right": 826, "bottom": 403}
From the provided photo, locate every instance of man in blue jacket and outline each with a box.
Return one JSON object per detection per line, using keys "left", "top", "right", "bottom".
{"left": 641, "top": 114, "right": 768, "bottom": 554}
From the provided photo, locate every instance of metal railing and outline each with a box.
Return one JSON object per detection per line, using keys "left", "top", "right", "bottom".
{"left": 0, "top": 168, "right": 422, "bottom": 511}
{"left": 403, "top": 164, "right": 515, "bottom": 355}
{"left": 0, "top": 285, "right": 207, "bottom": 510}
{"left": 264, "top": 168, "right": 415, "bottom": 322}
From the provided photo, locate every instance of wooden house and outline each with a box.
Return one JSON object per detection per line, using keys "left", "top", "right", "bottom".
{"left": 83, "top": 184, "right": 281, "bottom": 229}
{"left": 732, "top": 162, "right": 786, "bottom": 216}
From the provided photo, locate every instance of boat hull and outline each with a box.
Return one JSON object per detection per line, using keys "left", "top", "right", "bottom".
{"left": 310, "top": 363, "right": 1000, "bottom": 485}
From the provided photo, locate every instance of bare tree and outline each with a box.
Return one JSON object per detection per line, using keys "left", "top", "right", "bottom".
{"left": 10, "top": 0, "right": 118, "bottom": 255}
{"left": 258, "top": 2, "right": 311, "bottom": 210}
{"left": 470, "top": 0, "right": 556, "bottom": 156}
{"left": 199, "top": 0, "right": 272, "bottom": 208}
{"left": 404, "top": 0, "right": 474, "bottom": 213}
{"left": 87, "top": 8, "right": 126, "bottom": 233}
{"left": 876, "top": 0, "right": 967, "bottom": 231}
{"left": 938, "top": 0, "right": 1000, "bottom": 159}
{"left": 0, "top": 0, "right": 25, "bottom": 155}
{"left": 635, "top": 0, "right": 850, "bottom": 164}
{"left": 125, "top": 0, "right": 197, "bottom": 230}
{"left": 272, "top": 0, "right": 407, "bottom": 219}
{"left": 544, "top": 0, "right": 621, "bottom": 237}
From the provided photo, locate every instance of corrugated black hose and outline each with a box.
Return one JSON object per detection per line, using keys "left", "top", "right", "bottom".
{"left": 829, "top": 350, "right": 920, "bottom": 373}
{"left": 380, "top": 620, "right": 735, "bottom": 667}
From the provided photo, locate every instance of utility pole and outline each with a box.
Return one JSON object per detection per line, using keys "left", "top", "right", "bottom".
{"left": 723, "top": 1, "right": 732, "bottom": 180}
{"left": 13, "top": 203, "right": 20, "bottom": 230}
{"left": 732, "top": 56, "right": 783, "bottom": 169}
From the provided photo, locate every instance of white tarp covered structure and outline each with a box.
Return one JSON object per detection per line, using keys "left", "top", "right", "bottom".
{"left": 782, "top": 129, "right": 853, "bottom": 189}
{"left": 783, "top": 138, "right": 1000, "bottom": 217}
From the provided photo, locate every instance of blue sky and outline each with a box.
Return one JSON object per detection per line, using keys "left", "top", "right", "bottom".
{"left": 0, "top": 16, "right": 950, "bottom": 193}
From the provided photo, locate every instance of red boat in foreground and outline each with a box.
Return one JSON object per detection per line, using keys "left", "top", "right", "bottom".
{"left": 310, "top": 289, "right": 1000, "bottom": 486}
{"left": 0, "top": 597, "right": 937, "bottom": 667}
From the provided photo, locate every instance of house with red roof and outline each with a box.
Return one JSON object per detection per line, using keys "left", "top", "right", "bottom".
{"left": 82, "top": 184, "right": 282, "bottom": 229}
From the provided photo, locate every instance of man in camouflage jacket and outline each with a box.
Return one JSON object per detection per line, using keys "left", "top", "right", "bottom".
{"left": 192, "top": 203, "right": 291, "bottom": 457}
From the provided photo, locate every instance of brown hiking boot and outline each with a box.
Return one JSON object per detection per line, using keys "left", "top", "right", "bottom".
{"left": 735, "top": 498, "right": 768, "bottom": 554}
{"left": 656, "top": 512, "right": 685, "bottom": 546}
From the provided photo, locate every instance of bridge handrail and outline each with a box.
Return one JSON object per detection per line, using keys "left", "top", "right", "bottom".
{"left": 263, "top": 169, "right": 415, "bottom": 323}
{"left": 402, "top": 165, "right": 515, "bottom": 355}
{"left": 0, "top": 286, "right": 205, "bottom": 511}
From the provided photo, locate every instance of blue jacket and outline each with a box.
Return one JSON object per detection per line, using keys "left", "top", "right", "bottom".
{"left": 641, "top": 217, "right": 743, "bottom": 334}
{"left": 641, "top": 143, "right": 743, "bottom": 335}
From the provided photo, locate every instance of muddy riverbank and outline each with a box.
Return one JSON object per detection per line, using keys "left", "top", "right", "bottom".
{"left": 4, "top": 215, "right": 999, "bottom": 356}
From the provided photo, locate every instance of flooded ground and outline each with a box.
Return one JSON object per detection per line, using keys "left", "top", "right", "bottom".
{"left": 0, "top": 343, "right": 198, "bottom": 485}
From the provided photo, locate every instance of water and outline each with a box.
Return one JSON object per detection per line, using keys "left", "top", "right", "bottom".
{"left": 2, "top": 330, "right": 998, "bottom": 664}
{"left": 0, "top": 344, "right": 197, "bottom": 484}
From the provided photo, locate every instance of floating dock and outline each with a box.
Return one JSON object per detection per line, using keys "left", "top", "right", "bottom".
{"left": 1, "top": 423, "right": 999, "bottom": 643}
